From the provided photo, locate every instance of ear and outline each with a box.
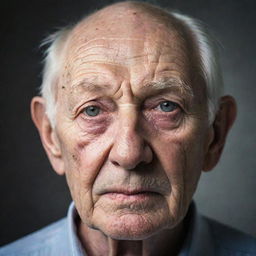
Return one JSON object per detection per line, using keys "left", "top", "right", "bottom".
{"left": 203, "top": 95, "right": 237, "bottom": 171}
{"left": 31, "top": 96, "right": 65, "bottom": 175}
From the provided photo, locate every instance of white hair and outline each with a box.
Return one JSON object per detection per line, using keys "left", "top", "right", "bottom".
{"left": 40, "top": 27, "right": 72, "bottom": 126}
{"left": 40, "top": 6, "right": 223, "bottom": 127}
{"left": 171, "top": 11, "right": 223, "bottom": 124}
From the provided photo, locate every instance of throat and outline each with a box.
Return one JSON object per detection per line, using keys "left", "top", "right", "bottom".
{"left": 108, "top": 239, "right": 143, "bottom": 256}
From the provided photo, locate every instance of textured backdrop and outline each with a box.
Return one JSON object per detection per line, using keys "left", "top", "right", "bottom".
{"left": 1, "top": 0, "right": 255, "bottom": 246}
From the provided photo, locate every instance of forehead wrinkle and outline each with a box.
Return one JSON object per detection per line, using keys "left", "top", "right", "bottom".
{"left": 76, "top": 37, "right": 144, "bottom": 46}
{"left": 68, "top": 38, "right": 145, "bottom": 58}
{"left": 65, "top": 40, "right": 150, "bottom": 75}
{"left": 70, "top": 51, "right": 148, "bottom": 66}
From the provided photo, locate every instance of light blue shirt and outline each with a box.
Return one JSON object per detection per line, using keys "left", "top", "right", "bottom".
{"left": 1, "top": 202, "right": 256, "bottom": 255}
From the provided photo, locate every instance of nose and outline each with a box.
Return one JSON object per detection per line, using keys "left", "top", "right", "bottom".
{"left": 109, "top": 106, "right": 153, "bottom": 170}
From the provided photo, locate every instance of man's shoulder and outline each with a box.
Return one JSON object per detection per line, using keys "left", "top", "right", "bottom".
{"left": 0, "top": 218, "right": 69, "bottom": 256}
{"left": 204, "top": 216, "right": 256, "bottom": 255}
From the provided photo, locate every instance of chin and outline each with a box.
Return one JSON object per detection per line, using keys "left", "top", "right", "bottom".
{"left": 94, "top": 213, "right": 173, "bottom": 240}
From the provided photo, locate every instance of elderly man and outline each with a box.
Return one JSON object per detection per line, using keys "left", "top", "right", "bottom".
{"left": 1, "top": 1, "right": 255, "bottom": 255}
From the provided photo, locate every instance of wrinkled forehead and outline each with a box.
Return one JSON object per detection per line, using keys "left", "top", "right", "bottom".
{"left": 53, "top": 5, "right": 208, "bottom": 109}
{"left": 64, "top": 38, "right": 190, "bottom": 71}
{"left": 63, "top": 7, "right": 192, "bottom": 66}
{"left": 56, "top": 5, "right": 202, "bottom": 100}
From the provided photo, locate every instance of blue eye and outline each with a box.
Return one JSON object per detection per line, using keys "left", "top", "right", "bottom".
{"left": 84, "top": 105, "right": 100, "bottom": 116}
{"left": 159, "top": 101, "right": 178, "bottom": 112}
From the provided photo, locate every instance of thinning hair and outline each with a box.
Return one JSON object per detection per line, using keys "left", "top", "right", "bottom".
{"left": 40, "top": 2, "right": 223, "bottom": 126}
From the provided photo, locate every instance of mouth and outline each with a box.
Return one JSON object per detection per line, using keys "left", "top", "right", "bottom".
{"left": 101, "top": 189, "right": 160, "bottom": 201}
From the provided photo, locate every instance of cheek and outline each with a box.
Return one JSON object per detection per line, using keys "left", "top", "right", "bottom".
{"left": 152, "top": 122, "right": 206, "bottom": 202}
{"left": 60, "top": 120, "right": 113, "bottom": 174}
{"left": 59, "top": 125, "right": 114, "bottom": 223}
{"left": 155, "top": 117, "right": 206, "bottom": 171}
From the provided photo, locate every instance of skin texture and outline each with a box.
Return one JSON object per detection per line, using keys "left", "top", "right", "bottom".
{"left": 31, "top": 2, "right": 237, "bottom": 255}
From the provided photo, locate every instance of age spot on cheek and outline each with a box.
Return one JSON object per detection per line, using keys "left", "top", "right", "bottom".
{"left": 72, "top": 154, "right": 78, "bottom": 161}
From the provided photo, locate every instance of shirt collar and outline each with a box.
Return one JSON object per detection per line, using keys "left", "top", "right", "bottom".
{"left": 178, "top": 202, "right": 215, "bottom": 256}
{"left": 67, "top": 201, "right": 215, "bottom": 256}
{"left": 67, "top": 202, "right": 87, "bottom": 256}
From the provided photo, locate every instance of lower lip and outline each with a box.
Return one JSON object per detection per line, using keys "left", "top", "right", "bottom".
{"left": 103, "top": 192, "right": 158, "bottom": 201}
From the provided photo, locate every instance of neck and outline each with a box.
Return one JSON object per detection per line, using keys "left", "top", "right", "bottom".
{"left": 77, "top": 221, "right": 186, "bottom": 256}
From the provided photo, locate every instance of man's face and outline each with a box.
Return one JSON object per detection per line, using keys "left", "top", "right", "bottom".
{"left": 53, "top": 12, "right": 211, "bottom": 240}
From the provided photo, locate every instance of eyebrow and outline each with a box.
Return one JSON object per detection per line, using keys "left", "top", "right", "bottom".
{"left": 71, "top": 77, "right": 194, "bottom": 98}
{"left": 71, "top": 78, "right": 110, "bottom": 92}
{"left": 142, "top": 77, "right": 194, "bottom": 98}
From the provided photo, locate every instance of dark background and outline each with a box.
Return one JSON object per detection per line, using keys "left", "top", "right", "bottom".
{"left": 1, "top": 0, "right": 256, "bottom": 246}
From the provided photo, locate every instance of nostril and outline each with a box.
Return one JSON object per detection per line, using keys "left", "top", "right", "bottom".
{"left": 112, "top": 160, "right": 120, "bottom": 167}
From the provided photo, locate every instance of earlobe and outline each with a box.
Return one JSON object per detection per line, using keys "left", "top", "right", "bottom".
{"left": 31, "top": 97, "right": 65, "bottom": 175}
{"left": 203, "top": 95, "right": 237, "bottom": 172}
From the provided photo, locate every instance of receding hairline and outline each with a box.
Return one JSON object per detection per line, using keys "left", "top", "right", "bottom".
{"left": 81, "top": 1, "right": 184, "bottom": 25}
{"left": 62, "top": 1, "right": 197, "bottom": 55}
{"left": 57, "top": 1, "right": 201, "bottom": 94}
{"left": 71, "top": 1, "right": 200, "bottom": 95}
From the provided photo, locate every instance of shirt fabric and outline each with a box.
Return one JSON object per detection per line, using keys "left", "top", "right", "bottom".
{"left": 1, "top": 202, "right": 256, "bottom": 256}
